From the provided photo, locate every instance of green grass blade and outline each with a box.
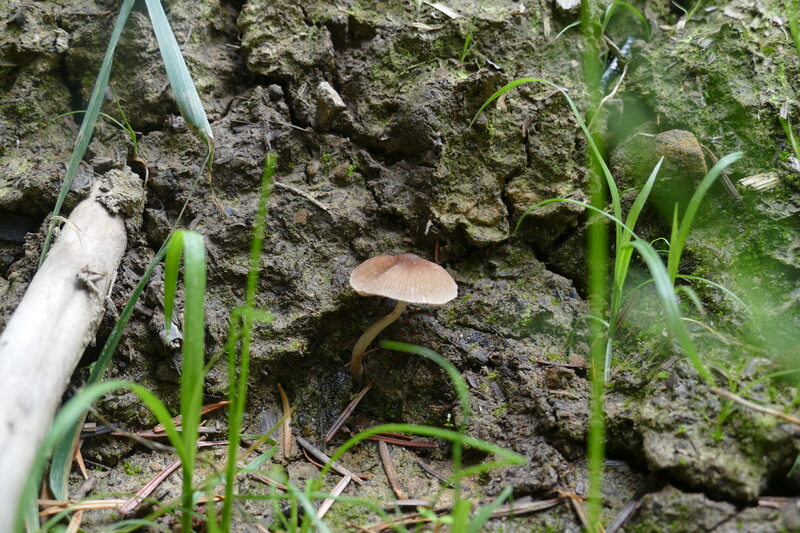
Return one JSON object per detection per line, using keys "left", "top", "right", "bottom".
{"left": 630, "top": 240, "right": 713, "bottom": 384}
{"left": 320, "top": 423, "right": 527, "bottom": 481}
{"left": 466, "top": 486, "right": 513, "bottom": 533}
{"left": 49, "top": 241, "right": 169, "bottom": 500}
{"left": 601, "top": 1, "right": 651, "bottom": 38}
{"left": 378, "top": 340, "right": 471, "bottom": 504}
{"left": 604, "top": 157, "right": 664, "bottom": 378}
{"left": 676, "top": 274, "right": 750, "bottom": 313}
{"left": 470, "top": 78, "right": 622, "bottom": 239}
{"left": 37, "top": 0, "right": 136, "bottom": 267}
{"left": 514, "top": 198, "right": 639, "bottom": 239}
{"left": 379, "top": 341, "right": 470, "bottom": 425}
{"left": 555, "top": 20, "right": 581, "bottom": 40}
{"left": 163, "top": 230, "right": 207, "bottom": 533}
{"left": 622, "top": 157, "right": 662, "bottom": 246}
{"left": 221, "top": 154, "right": 276, "bottom": 529}
{"left": 667, "top": 152, "right": 743, "bottom": 282}
{"left": 143, "top": 0, "right": 213, "bottom": 146}
{"left": 19, "top": 381, "right": 182, "bottom": 532}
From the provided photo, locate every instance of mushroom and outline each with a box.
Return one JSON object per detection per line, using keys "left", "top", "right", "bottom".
{"left": 349, "top": 253, "right": 458, "bottom": 382}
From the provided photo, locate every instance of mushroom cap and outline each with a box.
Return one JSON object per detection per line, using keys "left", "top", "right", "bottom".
{"left": 349, "top": 253, "right": 458, "bottom": 305}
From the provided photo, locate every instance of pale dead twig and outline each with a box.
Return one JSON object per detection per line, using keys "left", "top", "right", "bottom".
{"left": 66, "top": 510, "right": 83, "bottom": 533}
{"left": 74, "top": 446, "right": 89, "bottom": 480}
{"left": 325, "top": 380, "right": 374, "bottom": 442}
{"left": 39, "top": 499, "right": 128, "bottom": 517}
{"left": 295, "top": 435, "right": 364, "bottom": 484}
{"left": 710, "top": 387, "right": 800, "bottom": 426}
{"left": 598, "top": 62, "right": 628, "bottom": 110}
{"left": 274, "top": 181, "right": 330, "bottom": 212}
{"left": 316, "top": 474, "right": 352, "bottom": 519}
{"left": 277, "top": 384, "right": 294, "bottom": 458}
{"left": 378, "top": 441, "right": 407, "bottom": 500}
{"left": 700, "top": 144, "right": 742, "bottom": 201}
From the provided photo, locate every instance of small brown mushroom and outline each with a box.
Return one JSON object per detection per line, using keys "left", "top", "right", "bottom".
{"left": 349, "top": 253, "right": 458, "bottom": 382}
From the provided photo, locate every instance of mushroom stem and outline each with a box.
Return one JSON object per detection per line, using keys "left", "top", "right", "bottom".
{"left": 350, "top": 300, "right": 408, "bottom": 382}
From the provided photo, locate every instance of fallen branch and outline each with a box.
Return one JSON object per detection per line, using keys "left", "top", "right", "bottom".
{"left": 0, "top": 181, "right": 129, "bottom": 528}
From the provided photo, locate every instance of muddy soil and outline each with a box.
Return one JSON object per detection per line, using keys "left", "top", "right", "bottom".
{"left": 1, "top": 0, "right": 799, "bottom": 531}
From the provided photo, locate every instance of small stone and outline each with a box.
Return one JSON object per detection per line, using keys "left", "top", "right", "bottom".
{"left": 315, "top": 81, "right": 347, "bottom": 131}
{"left": 267, "top": 84, "right": 284, "bottom": 101}
{"left": 554, "top": 0, "right": 581, "bottom": 13}
{"left": 306, "top": 160, "right": 320, "bottom": 177}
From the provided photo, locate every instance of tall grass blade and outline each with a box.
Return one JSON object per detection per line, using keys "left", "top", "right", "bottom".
{"left": 163, "top": 230, "right": 207, "bottom": 532}
{"left": 605, "top": 158, "right": 663, "bottom": 378}
{"left": 466, "top": 486, "right": 513, "bottom": 533}
{"left": 221, "top": 154, "right": 276, "bottom": 529}
{"left": 143, "top": 0, "right": 213, "bottom": 147}
{"left": 514, "top": 198, "right": 637, "bottom": 238}
{"left": 667, "top": 152, "right": 743, "bottom": 283}
{"left": 676, "top": 274, "right": 750, "bottom": 313}
{"left": 601, "top": 1, "right": 651, "bottom": 38}
{"left": 320, "top": 423, "right": 527, "bottom": 481}
{"left": 630, "top": 240, "right": 713, "bottom": 384}
{"left": 38, "top": 0, "right": 136, "bottom": 266}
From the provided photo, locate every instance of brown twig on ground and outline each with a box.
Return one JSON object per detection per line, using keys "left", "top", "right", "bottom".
{"left": 414, "top": 459, "right": 462, "bottom": 491}
{"left": 303, "top": 448, "right": 326, "bottom": 469}
{"left": 118, "top": 441, "right": 228, "bottom": 515}
{"left": 700, "top": 144, "right": 742, "bottom": 201}
{"left": 534, "top": 359, "right": 587, "bottom": 369}
{"left": 277, "top": 384, "right": 294, "bottom": 458}
{"left": 111, "top": 426, "right": 219, "bottom": 439}
{"left": 759, "top": 496, "right": 788, "bottom": 509}
{"left": 367, "top": 496, "right": 566, "bottom": 531}
{"left": 74, "top": 445, "right": 89, "bottom": 480}
{"left": 317, "top": 474, "right": 352, "bottom": 519}
{"left": 151, "top": 400, "right": 229, "bottom": 433}
{"left": 378, "top": 441, "right": 407, "bottom": 500}
{"left": 709, "top": 387, "right": 800, "bottom": 426}
{"left": 119, "top": 457, "right": 181, "bottom": 515}
{"left": 325, "top": 380, "right": 374, "bottom": 443}
{"left": 606, "top": 479, "right": 661, "bottom": 533}
{"left": 66, "top": 509, "right": 83, "bottom": 533}
{"left": 357, "top": 431, "right": 439, "bottom": 449}
{"left": 249, "top": 472, "right": 288, "bottom": 491}
{"left": 295, "top": 435, "right": 364, "bottom": 484}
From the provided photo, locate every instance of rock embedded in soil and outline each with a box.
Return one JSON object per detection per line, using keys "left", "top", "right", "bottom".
{"left": 611, "top": 129, "right": 708, "bottom": 218}
{"left": 632, "top": 362, "right": 799, "bottom": 503}
{"left": 625, "top": 484, "right": 781, "bottom": 532}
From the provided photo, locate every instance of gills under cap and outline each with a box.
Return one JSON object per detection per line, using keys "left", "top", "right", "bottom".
{"left": 349, "top": 253, "right": 458, "bottom": 305}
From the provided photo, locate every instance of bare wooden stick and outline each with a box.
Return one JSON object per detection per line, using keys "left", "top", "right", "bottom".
{"left": 0, "top": 184, "right": 128, "bottom": 529}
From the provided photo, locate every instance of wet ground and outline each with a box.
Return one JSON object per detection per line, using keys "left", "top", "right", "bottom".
{"left": 1, "top": 0, "right": 799, "bottom": 531}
